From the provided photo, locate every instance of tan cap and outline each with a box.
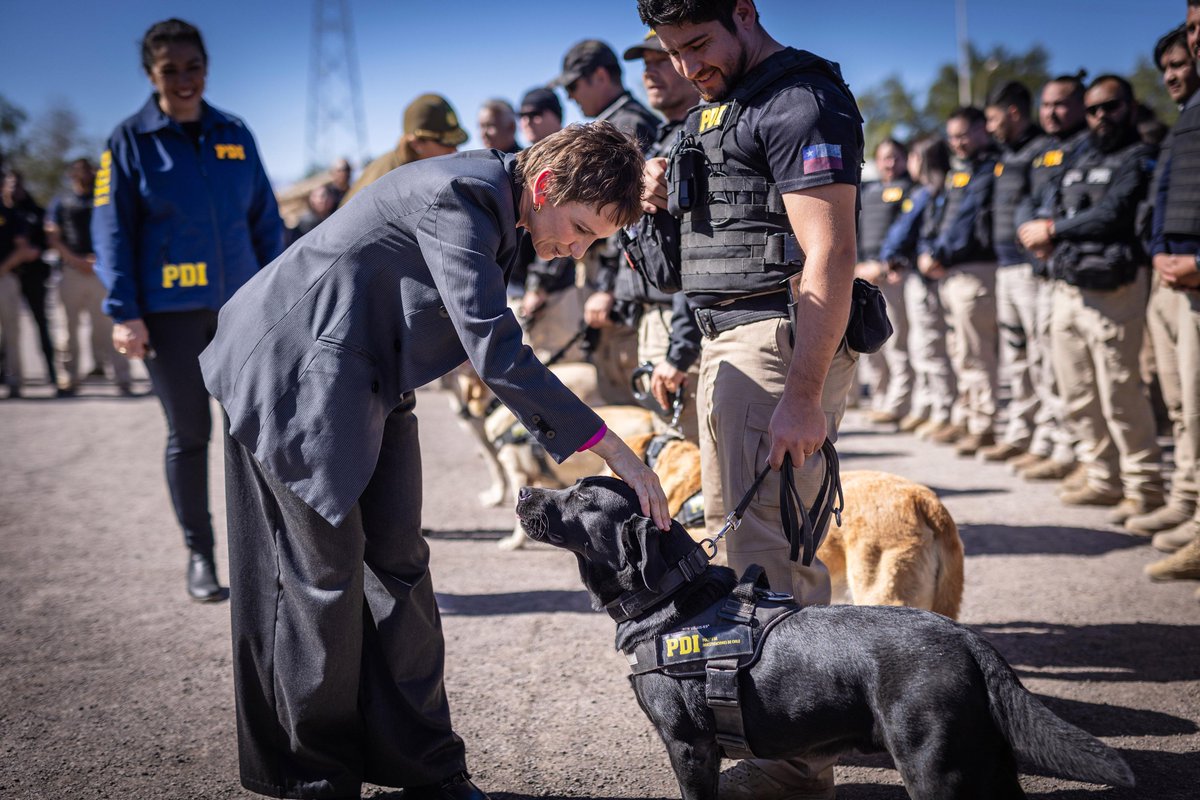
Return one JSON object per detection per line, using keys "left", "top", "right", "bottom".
{"left": 403, "top": 93, "right": 469, "bottom": 146}
{"left": 623, "top": 30, "right": 666, "bottom": 61}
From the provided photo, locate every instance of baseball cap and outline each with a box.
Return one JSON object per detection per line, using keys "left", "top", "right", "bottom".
{"left": 403, "top": 93, "right": 469, "bottom": 147}
{"left": 519, "top": 87, "right": 563, "bottom": 119}
{"left": 550, "top": 39, "right": 620, "bottom": 89}
{"left": 623, "top": 30, "right": 667, "bottom": 61}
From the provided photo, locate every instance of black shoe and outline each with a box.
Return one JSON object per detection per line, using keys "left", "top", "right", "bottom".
{"left": 187, "top": 552, "right": 227, "bottom": 603}
{"left": 56, "top": 386, "right": 77, "bottom": 398}
{"left": 405, "top": 772, "right": 490, "bottom": 800}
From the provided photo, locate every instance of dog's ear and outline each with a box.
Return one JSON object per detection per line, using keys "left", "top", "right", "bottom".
{"left": 620, "top": 515, "right": 669, "bottom": 592}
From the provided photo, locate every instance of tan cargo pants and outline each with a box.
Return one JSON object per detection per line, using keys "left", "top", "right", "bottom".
{"left": 637, "top": 303, "right": 700, "bottom": 444}
{"left": 59, "top": 266, "right": 130, "bottom": 389}
{"left": 940, "top": 262, "right": 999, "bottom": 436}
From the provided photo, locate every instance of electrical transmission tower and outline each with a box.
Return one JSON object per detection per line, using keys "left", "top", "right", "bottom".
{"left": 305, "top": 0, "right": 368, "bottom": 173}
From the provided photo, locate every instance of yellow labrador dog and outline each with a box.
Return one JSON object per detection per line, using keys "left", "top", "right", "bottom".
{"left": 445, "top": 361, "right": 604, "bottom": 507}
{"left": 626, "top": 433, "right": 964, "bottom": 619}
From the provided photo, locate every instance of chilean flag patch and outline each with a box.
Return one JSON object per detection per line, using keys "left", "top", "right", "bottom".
{"left": 803, "top": 143, "right": 843, "bottom": 174}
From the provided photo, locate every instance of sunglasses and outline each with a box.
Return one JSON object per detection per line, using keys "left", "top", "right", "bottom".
{"left": 1085, "top": 99, "right": 1124, "bottom": 117}
{"left": 519, "top": 111, "right": 543, "bottom": 120}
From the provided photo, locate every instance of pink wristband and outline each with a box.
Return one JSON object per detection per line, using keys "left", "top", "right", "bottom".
{"left": 577, "top": 424, "right": 607, "bottom": 452}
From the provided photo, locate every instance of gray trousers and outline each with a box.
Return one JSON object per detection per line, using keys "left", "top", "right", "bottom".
{"left": 224, "top": 399, "right": 466, "bottom": 799}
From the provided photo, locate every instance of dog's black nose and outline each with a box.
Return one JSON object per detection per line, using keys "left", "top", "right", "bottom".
{"left": 518, "top": 486, "right": 533, "bottom": 501}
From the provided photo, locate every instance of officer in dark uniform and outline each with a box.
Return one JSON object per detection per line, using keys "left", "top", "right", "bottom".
{"left": 1144, "top": 0, "right": 1200, "bottom": 577}
{"left": 918, "top": 106, "right": 1001, "bottom": 456}
{"left": 1018, "top": 75, "right": 1165, "bottom": 517}
{"left": 0, "top": 196, "right": 40, "bottom": 397}
{"left": 1011, "top": 74, "right": 1092, "bottom": 481}
{"left": 980, "top": 82, "right": 1045, "bottom": 464}
{"left": 1129, "top": 25, "right": 1200, "bottom": 541}
{"left": 551, "top": 39, "right": 661, "bottom": 404}
{"left": 618, "top": 30, "right": 703, "bottom": 442}
{"left": 638, "top": 0, "right": 863, "bottom": 796}
{"left": 855, "top": 138, "right": 914, "bottom": 425}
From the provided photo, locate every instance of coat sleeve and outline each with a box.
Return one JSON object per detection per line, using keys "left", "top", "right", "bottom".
{"left": 879, "top": 188, "right": 928, "bottom": 265}
{"left": 91, "top": 131, "right": 143, "bottom": 322}
{"left": 243, "top": 132, "right": 284, "bottom": 267}
{"left": 417, "top": 177, "right": 604, "bottom": 460}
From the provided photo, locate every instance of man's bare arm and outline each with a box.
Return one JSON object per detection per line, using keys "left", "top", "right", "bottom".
{"left": 768, "top": 182, "right": 858, "bottom": 470}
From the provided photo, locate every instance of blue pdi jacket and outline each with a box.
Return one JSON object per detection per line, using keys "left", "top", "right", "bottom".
{"left": 92, "top": 96, "right": 283, "bottom": 322}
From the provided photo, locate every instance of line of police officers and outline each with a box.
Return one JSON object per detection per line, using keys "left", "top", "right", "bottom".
{"left": 849, "top": 8, "right": 1200, "bottom": 596}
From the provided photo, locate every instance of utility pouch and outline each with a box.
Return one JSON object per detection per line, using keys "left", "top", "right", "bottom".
{"left": 844, "top": 278, "right": 893, "bottom": 354}
{"left": 668, "top": 137, "right": 705, "bottom": 216}
{"left": 620, "top": 211, "right": 684, "bottom": 294}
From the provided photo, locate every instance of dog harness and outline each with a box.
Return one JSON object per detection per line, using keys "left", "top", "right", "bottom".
{"left": 640, "top": 431, "right": 706, "bottom": 530}
{"left": 624, "top": 566, "right": 799, "bottom": 760}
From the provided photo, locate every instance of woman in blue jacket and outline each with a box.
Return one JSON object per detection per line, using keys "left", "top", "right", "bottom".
{"left": 92, "top": 18, "right": 283, "bottom": 602}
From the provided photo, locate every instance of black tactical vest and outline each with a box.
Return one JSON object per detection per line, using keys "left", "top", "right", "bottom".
{"left": 54, "top": 190, "right": 95, "bottom": 255}
{"left": 1027, "top": 128, "right": 1087, "bottom": 277}
{"left": 617, "top": 121, "right": 687, "bottom": 306}
{"left": 858, "top": 177, "right": 912, "bottom": 261}
{"left": 1051, "top": 136, "right": 1152, "bottom": 290}
{"left": 669, "top": 49, "right": 863, "bottom": 296}
{"left": 1163, "top": 99, "right": 1200, "bottom": 238}
{"left": 991, "top": 127, "right": 1045, "bottom": 265}
{"left": 933, "top": 148, "right": 998, "bottom": 262}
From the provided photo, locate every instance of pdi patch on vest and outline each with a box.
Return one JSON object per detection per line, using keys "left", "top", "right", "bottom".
{"left": 881, "top": 186, "right": 904, "bottom": 203}
{"left": 698, "top": 104, "right": 730, "bottom": 133}
{"left": 660, "top": 623, "right": 754, "bottom": 665}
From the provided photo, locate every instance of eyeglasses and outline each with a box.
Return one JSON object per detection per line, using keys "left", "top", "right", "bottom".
{"left": 1085, "top": 99, "right": 1124, "bottom": 117}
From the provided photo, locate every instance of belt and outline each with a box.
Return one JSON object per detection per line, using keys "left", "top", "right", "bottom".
{"left": 693, "top": 291, "right": 789, "bottom": 340}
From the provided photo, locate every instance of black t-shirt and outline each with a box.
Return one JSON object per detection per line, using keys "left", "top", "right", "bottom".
{"left": 0, "top": 203, "right": 23, "bottom": 263}
{"left": 688, "top": 47, "right": 863, "bottom": 306}
{"left": 48, "top": 190, "right": 95, "bottom": 256}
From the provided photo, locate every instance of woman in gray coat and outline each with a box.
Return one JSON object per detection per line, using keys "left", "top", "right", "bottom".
{"left": 200, "top": 122, "right": 668, "bottom": 800}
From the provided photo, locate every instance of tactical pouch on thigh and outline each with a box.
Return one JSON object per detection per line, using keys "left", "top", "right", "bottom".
{"left": 844, "top": 277, "right": 893, "bottom": 354}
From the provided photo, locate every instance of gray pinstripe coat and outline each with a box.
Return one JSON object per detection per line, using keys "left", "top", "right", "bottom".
{"left": 200, "top": 150, "right": 603, "bottom": 526}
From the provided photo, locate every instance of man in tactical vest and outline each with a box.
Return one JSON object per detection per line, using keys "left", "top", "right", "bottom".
{"left": 552, "top": 39, "right": 661, "bottom": 405}
{"left": 978, "top": 82, "right": 1045, "bottom": 465}
{"left": 636, "top": 1, "right": 862, "bottom": 796}
{"left": 618, "top": 31, "right": 704, "bottom": 442}
{"left": 856, "top": 138, "right": 914, "bottom": 427}
{"left": 1127, "top": 25, "right": 1200, "bottom": 540}
{"left": 1011, "top": 75, "right": 1091, "bottom": 483}
{"left": 918, "top": 106, "right": 1002, "bottom": 457}
{"left": 44, "top": 157, "right": 132, "bottom": 396}
{"left": 1144, "top": 0, "right": 1200, "bottom": 588}
{"left": 1018, "top": 75, "right": 1166, "bottom": 518}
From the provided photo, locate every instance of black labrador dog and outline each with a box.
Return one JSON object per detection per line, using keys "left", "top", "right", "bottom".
{"left": 516, "top": 477, "right": 1134, "bottom": 800}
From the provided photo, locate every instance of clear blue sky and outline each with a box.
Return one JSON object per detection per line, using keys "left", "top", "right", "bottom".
{"left": 1, "top": 0, "right": 1186, "bottom": 186}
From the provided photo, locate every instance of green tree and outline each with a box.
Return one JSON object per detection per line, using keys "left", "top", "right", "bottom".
{"left": 858, "top": 74, "right": 936, "bottom": 156}
{"left": 1130, "top": 55, "right": 1177, "bottom": 127}
{"left": 0, "top": 93, "right": 29, "bottom": 165}
{"left": 924, "top": 43, "right": 1052, "bottom": 124}
{"left": 9, "top": 100, "right": 96, "bottom": 205}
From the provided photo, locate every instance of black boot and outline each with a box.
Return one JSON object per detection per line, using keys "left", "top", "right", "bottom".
{"left": 187, "top": 552, "right": 227, "bottom": 603}
{"left": 405, "top": 772, "right": 490, "bottom": 800}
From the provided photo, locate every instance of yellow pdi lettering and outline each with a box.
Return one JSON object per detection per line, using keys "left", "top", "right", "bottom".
{"left": 881, "top": 187, "right": 904, "bottom": 203}
{"left": 951, "top": 171, "right": 971, "bottom": 189}
{"left": 699, "top": 105, "right": 729, "bottom": 133}
{"left": 94, "top": 150, "right": 113, "bottom": 207}
{"left": 215, "top": 144, "right": 246, "bottom": 160}
{"left": 162, "top": 262, "right": 209, "bottom": 288}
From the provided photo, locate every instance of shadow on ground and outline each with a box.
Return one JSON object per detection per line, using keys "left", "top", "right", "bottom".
{"left": 436, "top": 589, "right": 593, "bottom": 615}
{"left": 423, "top": 528, "right": 511, "bottom": 540}
{"left": 960, "top": 524, "right": 1145, "bottom": 557}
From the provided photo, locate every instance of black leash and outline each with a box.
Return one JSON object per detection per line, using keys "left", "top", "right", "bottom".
{"left": 543, "top": 323, "right": 589, "bottom": 368}
{"left": 700, "top": 439, "right": 843, "bottom": 567}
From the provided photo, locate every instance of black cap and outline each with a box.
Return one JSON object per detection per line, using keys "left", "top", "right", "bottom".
{"left": 550, "top": 39, "right": 620, "bottom": 88}
{"left": 519, "top": 87, "right": 562, "bottom": 119}
{"left": 623, "top": 30, "right": 666, "bottom": 61}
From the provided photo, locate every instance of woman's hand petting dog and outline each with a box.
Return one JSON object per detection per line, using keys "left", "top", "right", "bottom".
{"left": 590, "top": 429, "right": 671, "bottom": 530}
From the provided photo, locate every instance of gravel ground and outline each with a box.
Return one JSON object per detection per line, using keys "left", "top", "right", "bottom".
{"left": 1, "top": 332, "right": 1198, "bottom": 799}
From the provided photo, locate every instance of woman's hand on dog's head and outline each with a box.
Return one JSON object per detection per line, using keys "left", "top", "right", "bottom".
{"left": 588, "top": 430, "right": 671, "bottom": 530}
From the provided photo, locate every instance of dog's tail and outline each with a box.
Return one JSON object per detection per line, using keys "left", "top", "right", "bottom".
{"left": 967, "top": 633, "right": 1135, "bottom": 788}
{"left": 915, "top": 488, "right": 963, "bottom": 619}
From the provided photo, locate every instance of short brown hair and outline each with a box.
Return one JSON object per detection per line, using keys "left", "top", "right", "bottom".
{"left": 515, "top": 121, "right": 645, "bottom": 227}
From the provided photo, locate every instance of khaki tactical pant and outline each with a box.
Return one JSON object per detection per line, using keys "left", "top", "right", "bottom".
{"left": 637, "top": 303, "right": 700, "bottom": 444}
{"left": 58, "top": 266, "right": 130, "bottom": 389}
{"left": 0, "top": 272, "right": 23, "bottom": 388}
{"left": 697, "top": 316, "right": 856, "bottom": 789}
{"left": 591, "top": 322, "right": 639, "bottom": 406}
{"left": 1051, "top": 275, "right": 1163, "bottom": 499}
{"left": 1027, "top": 277, "right": 1076, "bottom": 462}
{"left": 524, "top": 286, "right": 585, "bottom": 364}
{"left": 940, "top": 262, "right": 999, "bottom": 436}
{"left": 995, "top": 263, "right": 1041, "bottom": 448}
{"left": 903, "top": 270, "right": 955, "bottom": 423}
{"left": 1175, "top": 291, "right": 1200, "bottom": 522}
{"left": 1146, "top": 279, "right": 1195, "bottom": 508}
{"left": 860, "top": 271, "right": 912, "bottom": 418}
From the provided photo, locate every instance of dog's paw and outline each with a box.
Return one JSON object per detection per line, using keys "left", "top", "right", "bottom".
{"left": 478, "top": 485, "right": 507, "bottom": 507}
{"left": 497, "top": 530, "right": 528, "bottom": 551}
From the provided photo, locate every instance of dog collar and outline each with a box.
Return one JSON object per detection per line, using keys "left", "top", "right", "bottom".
{"left": 604, "top": 546, "right": 711, "bottom": 624}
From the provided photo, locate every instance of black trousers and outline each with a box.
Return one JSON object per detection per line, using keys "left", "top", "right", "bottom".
{"left": 18, "top": 262, "right": 57, "bottom": 387}
{"left": 143, "top": 310, "right": 219, "bottom": 556}
{"left": 223, "top": 397, "right": 466, "bottom": 799}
